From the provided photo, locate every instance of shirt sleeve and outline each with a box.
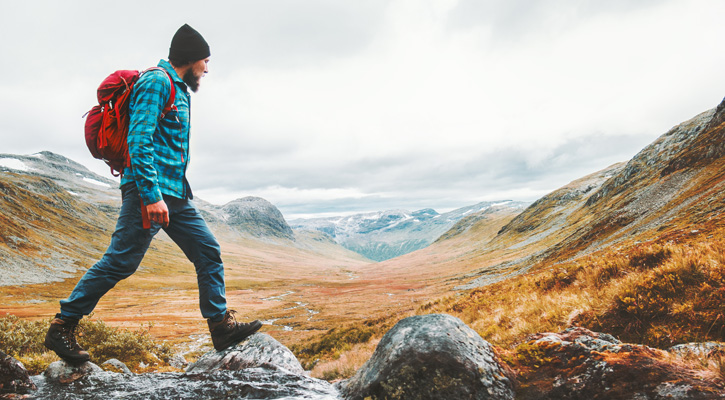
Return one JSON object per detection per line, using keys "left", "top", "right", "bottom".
{"left": 127, "top": 70, "right": 172, "bottom": 205}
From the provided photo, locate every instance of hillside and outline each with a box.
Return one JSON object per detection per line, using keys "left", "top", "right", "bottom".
{"left": 368, "top": 101, "right": 725, "bottom": 290}
{"left": 0, "top": 152, "right": 369, "bottom": 343}
{"left": 288, "top": 98, "right": 725, "bottom": 379}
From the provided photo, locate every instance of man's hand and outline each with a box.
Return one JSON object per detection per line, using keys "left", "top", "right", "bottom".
{"left": 146, "top": 200, "right": 170, "bottom": 228}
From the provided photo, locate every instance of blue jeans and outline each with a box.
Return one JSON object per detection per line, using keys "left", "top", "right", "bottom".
{"left": 60, "top": 183, "right": 227, "bottom": 321}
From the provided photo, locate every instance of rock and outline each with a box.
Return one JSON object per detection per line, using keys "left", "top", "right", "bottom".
{"left": 0, "top": 351, "right": 36, "bottom": 394}
{"left": 101, "top": 359, "right": 132, "bottom": 375}
{"left": 513, "top": 327, "right": 725, "bottom": 399}
{"left": 29, "top": 334, "right": 338, "bottom": 400}
{"left": 43, "top": 361, "right": 103, "bottom": 384}
{"left": 337, "top": 314, "right": 516, "bottom": 400}
{"left": 29, "top": 368, "right": 339, "bottom": 400}
{"left": 186, "top": 333, "right": 304, "bottom": 374}
{"left": 529, "top": 326, "right": 623, "bottom": 353}
{"left": 168, "top": 353, "right": 188, "bottom": 369}
{"left": 669, "top": 342, "right": 725, "bottom": 359}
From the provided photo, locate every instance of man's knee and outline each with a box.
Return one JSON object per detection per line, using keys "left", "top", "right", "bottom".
{"left": 94, "top": 256, "right": 140, "bottom": 280}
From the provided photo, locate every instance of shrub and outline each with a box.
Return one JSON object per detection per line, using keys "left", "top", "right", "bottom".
{"left": 0, "top": 315, "right": 174, "bottom": 374}
{"left": 77, "top": 318, "right": 174, "bottom": 369}
{"left": 0, "top": 315, "right": 48, "bottom": 356}
{"left": 585, "top": 259, "right": 626, "bottom": 288}
{"left": 629, "top": 245, "right": 672, "bottom": 270}
{"left": 535, "top": 265, "right": 582, "bottom": 291}
{"left": 580, "top": 242, "right": 721, "bottom": 347}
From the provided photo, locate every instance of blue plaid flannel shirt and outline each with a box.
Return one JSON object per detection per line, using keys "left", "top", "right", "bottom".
{"left": 122, "top": 59, "right": 192, "bottom": 205}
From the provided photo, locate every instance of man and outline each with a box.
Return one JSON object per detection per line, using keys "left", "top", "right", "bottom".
{"left": 45, "top": 24, "right": 262, "bottom": 364}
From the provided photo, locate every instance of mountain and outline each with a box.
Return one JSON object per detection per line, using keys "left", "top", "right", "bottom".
{"left": 0, "top": 152, "right": 120, "bottom": 286}
{"left": 289, "top": 201, "right": 529, "bottom": 261}
{"left": 197, "top": 197, "right": 295, "bottom": 241}
{"left": 369, "top": 96, "right": 725, "bottom": 304}
{"left": 488, "top": 100, "right": 725, "bottom": 268}
{"left": 0, "top": 151, "right": 364, "bottom": 287}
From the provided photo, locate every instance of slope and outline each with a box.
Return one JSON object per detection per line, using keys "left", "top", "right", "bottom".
{"left": 291, "top": 98, "right": 725, "bottom": 378}
{"left": 0, "top": 152, "right": 370, "bottom": 345}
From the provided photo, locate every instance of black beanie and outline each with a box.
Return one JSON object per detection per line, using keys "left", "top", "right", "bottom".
{"left": 169, "top": 24, "right": 210, "bottom": 61}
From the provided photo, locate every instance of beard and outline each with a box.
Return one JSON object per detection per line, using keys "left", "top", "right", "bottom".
{"left": 183, "top": 69, "right": 201, "bottom": 93}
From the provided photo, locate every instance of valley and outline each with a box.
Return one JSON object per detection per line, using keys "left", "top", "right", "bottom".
{"left": 2, "top": 96, "right": 725, "bottom": 382}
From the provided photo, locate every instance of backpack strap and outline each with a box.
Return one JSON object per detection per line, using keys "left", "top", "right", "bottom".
{"left": 141, "top": 67, "right": 177, "bottom": 119}
{"left": 125, "top": 67, "right": 179, "bottom": 173}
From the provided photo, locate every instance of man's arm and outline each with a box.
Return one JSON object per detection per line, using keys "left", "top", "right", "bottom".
{"left": 128, "top": 70, "right": 174, "bottom": 227}
{"left": 128, "top": 70, "right": 173, "bottom": 206}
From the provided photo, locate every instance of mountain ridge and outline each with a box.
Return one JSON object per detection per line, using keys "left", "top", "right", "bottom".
{"left": 290, "top": 201, "right": 529, "bottom": 261}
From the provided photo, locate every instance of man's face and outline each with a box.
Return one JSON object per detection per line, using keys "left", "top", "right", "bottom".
{"left": 183, "top": 57, "right": 209, "bottom": 93}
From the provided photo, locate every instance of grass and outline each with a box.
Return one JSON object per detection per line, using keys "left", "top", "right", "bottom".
{"left": 0, "top": 314, "right": 175, "bottom": 375}
{"left": 7, "top": 238, "right": 722, "bottom": 383}
{"left": 415, "top": 239, "right": 725, "bottom": 352}
{"left": 290, "top": 315, "right": 397, "bottom": 379}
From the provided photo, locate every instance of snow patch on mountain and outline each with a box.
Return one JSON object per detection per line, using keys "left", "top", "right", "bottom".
{"left": 290, "top": 201, "right": 528, "bottom": 261}
{"left": 0, "top": 158, "right": 32, "bottom": 172}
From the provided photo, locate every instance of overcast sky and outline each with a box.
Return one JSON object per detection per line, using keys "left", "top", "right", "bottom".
{"left": 2, "top": 1, "right": 725, "bottom": 219}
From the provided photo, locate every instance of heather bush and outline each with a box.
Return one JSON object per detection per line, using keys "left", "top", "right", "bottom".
{"left": 628, "top": 244, "right": 672, "bottom": 270}
{"left": 0, "top": 315, "right": 174, "bottom": 374}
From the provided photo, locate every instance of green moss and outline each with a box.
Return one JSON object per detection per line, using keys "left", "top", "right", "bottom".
{"left": 511, "top": 340, "right": 562, "bottom": 369}
{"left": 373, "top": 365, "right": 466, "bottom": 400}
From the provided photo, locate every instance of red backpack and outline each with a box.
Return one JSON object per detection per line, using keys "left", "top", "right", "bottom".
{"left": 84, "top": 67, "right": 176, "bottom": 176}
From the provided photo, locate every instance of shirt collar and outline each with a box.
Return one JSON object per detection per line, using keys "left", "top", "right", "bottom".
{"left": 158, "top": 59, "right": 188, "bottom": 92}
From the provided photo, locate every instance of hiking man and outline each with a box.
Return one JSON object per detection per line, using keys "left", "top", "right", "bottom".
{"left": 45, "top": 24, "right": 262, "bottom": 363}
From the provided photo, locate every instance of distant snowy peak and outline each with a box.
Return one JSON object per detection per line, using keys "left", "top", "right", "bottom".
{"left": 291, "top": 201, "right": 525, "bottom": 238}
{"left": 290, "top": 201, "right": 529, "bottom": 261}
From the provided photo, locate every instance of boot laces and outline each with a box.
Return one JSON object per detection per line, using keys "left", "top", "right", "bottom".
{"left": 61, "top": 324, "right": 84, "bottom": 351}
{"left": 226, "top": 310, "right": 239, "bottom": 325}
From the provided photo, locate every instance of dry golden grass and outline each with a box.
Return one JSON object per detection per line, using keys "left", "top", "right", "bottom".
{"left": 310, "top": 339, "right": 381, "bottom": 381}
{"left": 419, "top": 237, "right": 725, "bottom": 351}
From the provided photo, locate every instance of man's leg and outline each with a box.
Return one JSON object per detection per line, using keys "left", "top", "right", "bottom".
{"left": 47, "top": 184, "right": 159, "bottom": 363}
{"left": 163, "top": 196, "right": 227, "bottom": 320}
{"left": 59, "top": 184, "right": 160, "bottom": 318}
{"left": 163, "top": 196, "right": 261, "bottom": 350}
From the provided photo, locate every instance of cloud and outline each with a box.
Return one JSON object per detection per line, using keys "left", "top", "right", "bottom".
{"left": 2, "top": 1, "right": 725, "bottom": 218}
{"left": 191, "top": 130, "right": 653, "bottom": 218}
{"left": 446, "top": 0, "right": 670, "bottom": 42}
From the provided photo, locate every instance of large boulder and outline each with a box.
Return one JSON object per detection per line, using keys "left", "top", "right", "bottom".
{"left": 0, "top": 351, "right": 36, "bottom": 394}
{"left": 337, "top": 314, "right": 516, "bottom": 400}
{"left": 186, "top": 333, "right": 304, "bottom": 374}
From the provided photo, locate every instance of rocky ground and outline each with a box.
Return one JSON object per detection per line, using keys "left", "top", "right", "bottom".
{"left": 2, "top": 314, "right": 723, "bottom": 399}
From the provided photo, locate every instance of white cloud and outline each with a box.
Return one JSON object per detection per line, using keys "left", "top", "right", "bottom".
{"left": 2, "top": 0, "right": 725, "bottom": 217}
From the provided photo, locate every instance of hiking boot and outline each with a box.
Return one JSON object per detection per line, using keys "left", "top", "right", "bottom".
{"left": 208, "top": 310, "right": 262, "bottom": 351}
{"left": 44, "top": 314, "right": 90, "bottom": 364}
